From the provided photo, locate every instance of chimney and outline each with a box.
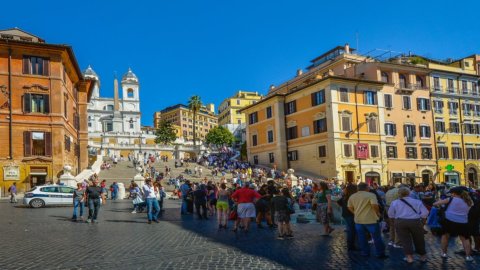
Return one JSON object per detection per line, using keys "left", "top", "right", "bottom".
{"left": 345, "top": 43, "right": 350, "bottom": 54}
{"left": 296, "top": 69, "right": 303, "bottom": 77}
{"left": 269, "top": 85, "right": 276, "bottom": 91}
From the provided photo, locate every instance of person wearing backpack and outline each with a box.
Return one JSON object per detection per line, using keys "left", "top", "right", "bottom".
{"left": 8, "top": 183, "right": 17, "bottom": 203}
{"left": 388, "top": 187, "right": 428, "bottom": 264}
{"left": 433, "top": 187, "right": 474, "bottom": 261}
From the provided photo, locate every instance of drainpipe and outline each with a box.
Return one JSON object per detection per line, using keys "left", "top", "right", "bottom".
{"left": 458, "top": 95, "right": 468, "bottom": 186}
{"left": 8, "top": 47, "right": 13, "bottom": 160}
{"left": 354, "top": 84, "right": 362, "bottom": 182}
{"left": 430, "top": 77, "right": 440, "bottom": 184}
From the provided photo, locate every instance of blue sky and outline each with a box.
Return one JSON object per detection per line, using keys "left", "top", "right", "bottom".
{"left": 2, "top": 0, "right": 479, "bottom": 125}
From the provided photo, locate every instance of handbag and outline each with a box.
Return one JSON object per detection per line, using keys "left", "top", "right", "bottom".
{"left": 228, "top": 206, "right": 238, "bottom": 220}
{"left": 133, "top": 196, "right": 144, "bottom": 205}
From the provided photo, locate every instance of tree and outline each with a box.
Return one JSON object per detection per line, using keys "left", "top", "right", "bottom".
{"left": 205, "top": 126, "right": 235, "bottom": 146}
{"left": 188, "top": 95, "right": 202, "bottom": 146}
{"left": 154, "top": 120, "right": 177, "bottom": 145}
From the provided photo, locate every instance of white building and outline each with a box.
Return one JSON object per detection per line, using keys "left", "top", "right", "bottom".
{"left": 85, "top": 66, "right": 154, "bottom": 158}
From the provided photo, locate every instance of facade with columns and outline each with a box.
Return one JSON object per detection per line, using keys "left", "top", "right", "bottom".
{"left": 85, "top": 67, "right": 155, "bottom": 158}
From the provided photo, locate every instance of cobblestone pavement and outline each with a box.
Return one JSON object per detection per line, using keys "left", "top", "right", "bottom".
{"left": 0, "top": 199, "right": 479, "bottom": 270}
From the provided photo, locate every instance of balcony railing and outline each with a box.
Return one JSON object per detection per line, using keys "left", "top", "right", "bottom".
{"left": 396, "top": 83, "right": 428, "bottom": 91}
{"left": 404, "top": 136, "right": 416, "bottom": 143}
{"left": 434, "top": 109, "right": 443, "bottom": 114}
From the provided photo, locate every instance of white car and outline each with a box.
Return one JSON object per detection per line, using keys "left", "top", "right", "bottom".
{"left": 23, "top": 185, "right": 76, "bottom": 208}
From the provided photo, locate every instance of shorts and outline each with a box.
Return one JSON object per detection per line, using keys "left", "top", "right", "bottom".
{"left": 275, "top": 210, "right": 291, "bottom": 223}
{"left": 237, "top": 203, "right": 256, "bottom": 218}
{"left": 216, "top": 201, "right": 229, "bottom": 211}
{"left": 209, "top": 198, "right": 217, "bottom": 206}
{"left": 442, "top": 219, "right": 470, "bottom": 237}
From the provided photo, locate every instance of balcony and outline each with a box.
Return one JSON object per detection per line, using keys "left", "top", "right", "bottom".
{"left": 396, "top": 83, "right": 428, "bottom": 92}
{"left": 434, "top": 109, "right": 443, "bottom": 114}
{"left": 462, "top": 88, "right": 470, "bottom": 95}
{"left": 404, "top": 136, "right": 416, "bottom": 143}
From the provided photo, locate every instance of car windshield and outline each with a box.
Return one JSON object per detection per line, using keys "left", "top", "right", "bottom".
{"left": 27, "top": 187, "right": 38, "bottom": 192}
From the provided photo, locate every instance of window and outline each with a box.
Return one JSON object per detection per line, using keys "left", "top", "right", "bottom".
{"left": 399, "top": 74, "right": 407, "bottom": 88}
{"left": 301, "top": 126, "right": 310, "bottom": 137}
{"left": 23, "top": 56, "right": 49, "bottom": 76}
{"left": 40, "top": 187, "right": 58, "bottom": 193}
{"left": 266, "top": 106, "right": 272, "bottom": 119}
{"left": 64, "top": 95, "right": 68, "bottom": 118}
{"left": 402, "top": 96, "right": 411, "bottom": 110}
{"left": 286, "top": 126, "right": 298, "bottom": 140}
{"left": 466, "top": 148, "right": 476, "bottom": 160}
{"left": 475, "top": 105, "right": 480, "bottom": 116}
{"left": 448, "top": 101, "right": 458, "bottom": 115}
{"left": 318, "top": 145, "right": 326, "bottom": 158}
{"left": 288, "top": 150, "right": 298, "bottom": 161}
{"left": 384, "top": 94, "right": 392, "bottom": 109}
{"left": 341, "top": 114, "right": 351, "bottom": 132}
{"left": 64, "top": 135, "right": 71, "bottom": 152}
{"left": 364, "top": 91, "right": 377, "bottom": 105}
{"left": 449, "top": 122, "right": 460, "bottom": 133}
{"left": 104, "top": 122, "right": 113, "bottom": 132}
{"left": 268, "top": 153, "right": 274, "bottom": 163}
{"left": 313, "top": 118, "right": 327, "bottom": 134}
{"left": 381, "top": 72, "right": 389, "bottom": 83}
{"left": 386, "top": 146, "right": 398, "bottom": 158}
{"left": 311, "top": 90, "right": 325, "bottom": 106}
{"left": 406, "top": 147, "right": 417, "bottom": 159}
{"left": 447, "top": 79, "right": 455, "bottom": 92}
{"left": 285, "top": 101, "right": 296, "bottom": 115}
{"left": 463, "top": 103, "right": 472, "bottom": 116}
{"left": 433, "top": 77, "right": 441, "bottom": 91}
{"left": 344, "top": 144, "right": 353, "bottom": 157}
{"left": 24, "top": 131, "right": 52, "bottom": 157}
{"left": 130, "top": 121, "right": 134, "bottom": 129}
{"left": 437, "top": 146, "right": 449, "bottom": 159}
{"left": 253, "top": 155, "right": 258, "bottom": 165}
{"left": 404, "top": 124, "right": 416, "bottom": 142}
{"left": 236, "top": 99, "right": 240, "bottom": 105}
{"left": 416, "top": 76, "right": 424, "bottom": 88}
{"left": 267, "top": 130, "right": 274, "bottom": 143}
{"left": 367, "top": 117, "right": 378, "bottom": 133}
{"left": 462, "top": 80, "right": 468, "bottom": 94}
{"left": 435, "top": 120, "right": 446, "bottom": 133}
{"left": 473, "top": 82, "right": 478, "bottom": 95}
{"left": 385, "top": 123, "right": 397, "bottom": 136}
{"left": 464, "top": 123, "right": 475, "bottom": 134}
{"left": 370, "top": 145, "right": 379, "bottom": 158}
{"left": 127, "top": 89, "right": 134, "bottom": 98}
{"left": 419, "top": 125, "right": 431, "bottom": 138}
{"left": 433, "top": 100, "right": 444, "bottom": 113}
{"left": 23, "top": 94, "right": 49, "bottom": 114}
{"left": 452, "top": 147, "right": 462, "bottom": 159}
{"left": 417, "top": 98, "right": 431, "bottom": 111}
{"left": 339, "top": 88, "right": 349, "bottom": 102}
{"left": 252, "top": 134, "right": 258, "bottom": 146}
{"left": 249, "top": 112, "right": 258, "bottom": 124}
{"left": 105, "top": 105, "right": 114, "bottom": 111}
{"left": 477, "top": 148, "right": 480, "bottom": 160}
{"left": 421, "top": 147, "right": 432, "bottom": 159}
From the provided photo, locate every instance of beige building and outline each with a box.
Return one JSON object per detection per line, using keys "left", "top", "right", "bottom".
{"left": 218, "top": 91, "right": 262, "bottom": 126}
{"left": 154, "top": 103, "right": 218, "bottom": 142}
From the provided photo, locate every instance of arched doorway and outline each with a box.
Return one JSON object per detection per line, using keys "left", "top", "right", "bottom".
{"left": 444, "top": 171, "right": 460, "bottom": 185}
{"left": 421, "top": 170, "right": 433, "bottom": 186}
{"left": 365, "top": 171, "right": 380, "bottom": 186}
{"left": 468, "top": 167, "right": 478, "bottom": 188}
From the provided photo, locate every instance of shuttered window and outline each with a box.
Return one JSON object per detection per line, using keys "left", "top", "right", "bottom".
{"left": 341, "top": 115, "right": 351, "bottom": 131}
{"left": 370, "top": 145, "right": 379, "bottom": 158}
{"left": 311, "top": 90, "right": 325, "bottom": 106}
{"left": 23, "top": 56, "right": 49, "bottom": 76}
{"left": 24, "top": 131, "right": 52, "bottom": 157}
{"left": 384, "top": 94, "right": 392, "bottom": 109}
{"left": 344, "top": 144, "right": 353, "bottom": 157}
{"left": 23, "top": 94, "right": 50, "bottom": 114}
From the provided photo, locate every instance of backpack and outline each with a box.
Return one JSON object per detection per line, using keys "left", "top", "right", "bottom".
{"left": 8, "top": 186, "right": 11, "bottom": 192}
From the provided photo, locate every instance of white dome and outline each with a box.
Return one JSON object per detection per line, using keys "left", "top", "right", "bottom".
{"left": 122, "top": 68, "right": 138, "bottom": 83}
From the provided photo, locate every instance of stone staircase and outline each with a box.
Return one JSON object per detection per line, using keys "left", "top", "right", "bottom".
{"left": 97, "top": 159, "right": 218, "bottom": 188}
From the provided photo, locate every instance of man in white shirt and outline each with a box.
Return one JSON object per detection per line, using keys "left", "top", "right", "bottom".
{"left": 143, "top": 179, "right": 160, "bottom": 224}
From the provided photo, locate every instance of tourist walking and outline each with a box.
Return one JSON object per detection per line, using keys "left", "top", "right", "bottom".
{"left": 110, "top": 182, "right": 119, "bottom": 200}
{"left": 433, "top": 187, "right": 474, "bottom": 261}
{"left": 143, "top": 179, "right": 160, "bottom": 224}
{"left": 216, "top": 183, "right": 230, "bottom": 229}
{"left": 8, "top": 182, "right": 17, "bottom": 203}
{"left": 337, "top": 184, "right": 358, "bottom": 250}
{"left": 231, "top": 183, "right": 261, "bottom": 232}
{"left": 85, "top": 179, "right": 104, "bottom": 223}
{"left": 314, "top": 181, "right": 334, "bottom": 235}
{"left": 385, "top": 182, "right": 402, "bottom": 248}
{"left": 72, "top": 183, "right": 85, "bottom": 221}
{"left": 388, "top": 187, "right": 428, "bottom": 263}
{"left": 180, "top": 180, "right": 192, "bottom": 214}
{"left": 130, "top": 183, "right": 144, "bottom": 213}
{"left": 271, "top": 188, "right": 293, "bottom": 239}
{"left": 347, "top": 182, "right": 387, "bottom": 258}
{"left": 194, "top": 184, "right": 208, "bottom": 220}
